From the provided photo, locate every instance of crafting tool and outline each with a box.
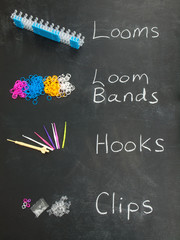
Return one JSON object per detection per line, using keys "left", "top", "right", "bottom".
{"left": 11, "top": 10, "right": 85, "bottom": 49}
{"left": 7, "top": 139, "right": 49, "bottom": 154}
{"left": 34, "top": 132, "right": 54, "bottom": 150}
{"left": 51, "top": 123, "right": 58, "bottom": 149}
{"left": 62, "top": 121, "right": 67, "bottom": 148}
{"left": 22, "top": 135, "right": 54, "bottom": 151}
{"left": 53, "top": 123, "right": 60, "bottom": 149}
{"left": 43, "top": 125, "right": 56, "bottom": 149}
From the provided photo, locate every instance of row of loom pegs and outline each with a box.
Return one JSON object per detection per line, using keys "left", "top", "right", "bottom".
{"left": 10, "top": 10, "right": 85, "bottom": 49}
{"left": 10, "top": 74, "right": 75, "bottom": 105}
{"left": 7, "top": 122, "right": 67, "bottom": 154}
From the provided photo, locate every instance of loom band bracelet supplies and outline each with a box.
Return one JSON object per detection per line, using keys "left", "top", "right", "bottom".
{"left": 23, "top": 198, "right": 31, "bottom": 203}
{"left": 11, "top": 10, "right": 85, "bottom": 49}
{"left": 13, "top": 88, "right": 21, "bottom": 93}
{"left": 7, "top": 139, "right": 50, "bottom": 154}
{"left": 26, "top": 203, "right": 31, "bottom": 208}
{"left": 9, "top": 89, "right": 15, "bottom": 93}
{"left": 56, "top": 92, "right": 66, "bottom": 98}
{"left": 62, "top": 121, "right": 67, "bottom": 149}
{"left": 22, "top": 86, "right": 29, "bottom": 91}
{"left": 51, "top": 123, "right": 58, "bottom": 149}
{"left": 12, "top": 94, "right": 18, "bottom": 99}
{"left": 32, "top": 99, "right": 38, "bottom": 105}
{"left": 66, "top": 91, "right": 71, "bottom": 95}
{"left": 53, "top": 123, "right": 60, "bottom": 149}
{"left": 52, "top": 75, "right": 58, "bottom": 80}
{"left": 43, "top": 125, "right": 56, "bottom": 149}
{"left": 63, "top": 74, "right": 71, "bottom": 82}
{"left": 34, "top": 132, "right": 55, "bottom": 150}
{"left": 25, "top": 96, "right": 31, "bottom": 101}
{"left": 42, "top": 76, "right": 48, "bottom": 82}
{"left": 15, "top": 80, "right": 21, "bottom": 84}
{"left": 19, "top": 93, "right": 27, "bottom": 98}
{"left": 22, "top": 135, "right": 54, "bottom": 151}
{"left": 56, "top": 94, "right": 61, "bottom": 98}
{"left": 47, "top": 96, "right": 52, "bottom": 101}
{"left": 21, "top": 80, "right": 27, "bottom": 84}
{"left": 22, "top": 202, "right": 27, "bottom": 209}
{"left": 23, "top": 199, "right": 31, "bottom": 207}
{"left": 22, "top": 83, "right": 28, "bottom": 86}
{"left": 22, "top": 202, "right": 31, "bottom": 208}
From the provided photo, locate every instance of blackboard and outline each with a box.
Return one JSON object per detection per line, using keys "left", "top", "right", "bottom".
{"left": 0, "top": 0, "right": 180, "bottom": 239}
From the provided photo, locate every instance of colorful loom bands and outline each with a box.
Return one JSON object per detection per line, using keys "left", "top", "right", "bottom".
{"left": 44, "top": 75, "right": 60, "bottom": 97}
{"left": 10, "top": 74, "right": 75, "bottom": 105}
{"left": 10, "top": 80, "right": 28, "bottom": 99}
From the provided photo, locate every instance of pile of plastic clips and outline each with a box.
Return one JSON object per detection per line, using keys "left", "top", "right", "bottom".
{"left": 10, "top": 74, "right": 75, "bottom": 105}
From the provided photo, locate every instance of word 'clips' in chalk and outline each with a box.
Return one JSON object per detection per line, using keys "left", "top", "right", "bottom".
{"left": 10, "top": 10, "right": 85, "bottom": 49}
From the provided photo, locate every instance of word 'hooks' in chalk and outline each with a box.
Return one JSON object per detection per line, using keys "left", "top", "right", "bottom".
{"left": 10, "top": 10, "right": 85, "bottom": 49}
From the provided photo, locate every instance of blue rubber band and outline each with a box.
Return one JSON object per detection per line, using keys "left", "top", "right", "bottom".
{"left": 25, "top": 96, "right": 31, "bottom": 101}
{"left": 32, "top": 99, "right": 38, "bottom": 105}
{"left": 47, "top": 95, "right": 52, "bottom": 101}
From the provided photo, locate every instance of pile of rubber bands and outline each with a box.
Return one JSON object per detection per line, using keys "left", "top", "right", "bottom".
{"left": 9, "top": 74, "right": 75, "bottom": 105}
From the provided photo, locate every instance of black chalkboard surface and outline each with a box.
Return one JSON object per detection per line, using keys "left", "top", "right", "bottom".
{"left": 0, "top": 0, "right": 180, "bottom": 239}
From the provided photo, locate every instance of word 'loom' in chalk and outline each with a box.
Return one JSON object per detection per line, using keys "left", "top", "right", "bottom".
{"left": 10, "top": 10, "right": 85, "bottom": 49}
